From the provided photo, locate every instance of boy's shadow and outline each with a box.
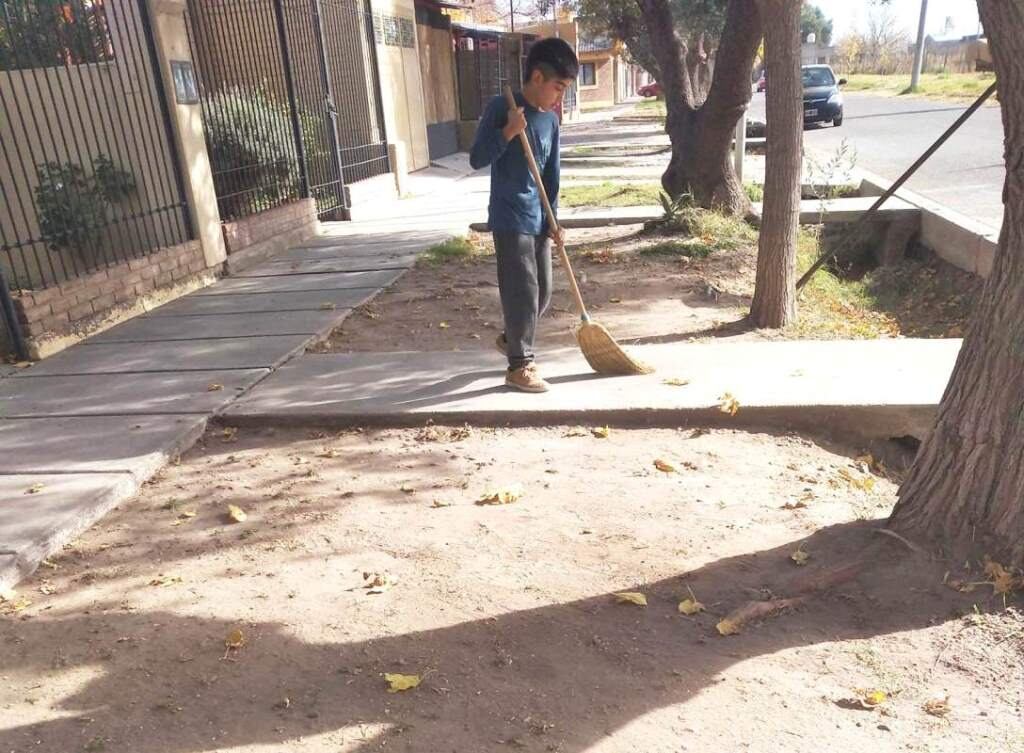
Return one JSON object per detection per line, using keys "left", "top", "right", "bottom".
{"left": 1, "top": 522, "right": 964, "bottom": 753}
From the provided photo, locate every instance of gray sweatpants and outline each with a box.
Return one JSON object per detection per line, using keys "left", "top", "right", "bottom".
{"left": 493, "top": 232, "right": 552, "bottom": 370}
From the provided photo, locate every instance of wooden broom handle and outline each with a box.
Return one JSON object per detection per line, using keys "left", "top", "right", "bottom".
{"left": 503, "top": 87, "right": 589, "bottom": 321}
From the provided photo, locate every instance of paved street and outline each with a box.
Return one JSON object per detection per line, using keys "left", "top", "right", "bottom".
{"left": 748, "top": 92, "right": 1005, "bottom": 230}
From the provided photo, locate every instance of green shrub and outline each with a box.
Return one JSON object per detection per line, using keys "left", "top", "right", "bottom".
{"left": 35, "top": 156, "right": 135, "bottom": 256}
{"left": 202, "top": 87, "right": 301, "bottom": 219}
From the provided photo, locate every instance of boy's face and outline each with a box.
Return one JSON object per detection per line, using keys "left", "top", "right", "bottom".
{"left": 529, "top": 70, "right": 574, "bottom": 110}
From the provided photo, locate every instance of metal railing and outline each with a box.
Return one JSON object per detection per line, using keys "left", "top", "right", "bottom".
{"left": 185, "top": 0, "right": 389, "bottom": 222}
{"left": 0, "top": 0, "right": 192, "bottom": 292}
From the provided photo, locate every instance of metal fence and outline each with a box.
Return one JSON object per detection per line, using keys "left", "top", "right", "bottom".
{"left": 0, "top": 0, "right": 192, "bottom": 293}
{"left": 454, "top": 27, "right": 530, "bottom": 122}
{"left": 186, "top": 0, "right": 388, "bottom": 222}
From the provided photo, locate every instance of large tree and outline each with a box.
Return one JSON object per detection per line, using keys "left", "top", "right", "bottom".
{"left": 749, "top": 0, "right": 801, "bottom": 328}
{"left": 889, "top": 0, "right": 1024, "bottom": 568}
{"left": 569, "top": 0, "right": 761, "bottom": 214}
{"left": 638, "top": 0, "right": 762, "bottom": 213}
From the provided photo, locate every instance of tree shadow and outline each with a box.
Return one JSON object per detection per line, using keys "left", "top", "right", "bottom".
{"left": 0, "top": 521, "right": 971, "bottom": 753}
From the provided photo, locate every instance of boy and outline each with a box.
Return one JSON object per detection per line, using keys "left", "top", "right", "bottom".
{"left": 469, "top": 38, "right": 578, "bottom": 393}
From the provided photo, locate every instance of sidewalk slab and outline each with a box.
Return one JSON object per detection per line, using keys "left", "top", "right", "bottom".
{"left": 0, "top": 473, "right": 138, "bottom": 590}
{"left": 225, "top": 339, "right": 961, "bottom": 440}
{"left": 0, "top": 415, "right": 207, "bottom": 477}
{"left": 145, "top": 288, "right": 377, "bottom": 317}
{"left": 0, "top": 369, "right": 267, "bottom": 416}
{"left": 234, "top": 255, "right": 417, "bottom": 278}
{"left": 19, "top": 336, "right": 309, "bottom": 376}
{"left": 88, "top": 310, "right": 346, "bottom": 344}
{"left": 194, "top": 269, "right": 403, "bottom": 296}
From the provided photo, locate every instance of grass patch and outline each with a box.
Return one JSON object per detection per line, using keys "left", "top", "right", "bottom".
{"left": 420, "top": 236, "right": 490, "bottom": 265}
{"left": 744, "top": 183, "right": 764, "bottom": 203}
{"left": 560, "top": 182, "right": 662, "bottom": 208}
{"left": 841, "top": 72, "right": 997, "bottom": 100}
{"left": 641, "top": 203, "right": 758, "bottom": 259}
{"left": 635, "top": 99, "right": 666, "bottom": 117}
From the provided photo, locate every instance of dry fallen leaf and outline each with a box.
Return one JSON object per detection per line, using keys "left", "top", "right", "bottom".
{"left": 677, "top": 585, "right": 704, "bottom": 615}
{"left": 221, "top": 427, "right": 238, "bottom": 443}
{"left": 26, "top": 483, "right": 44, "bottom": 495}
{"left": 654, "top": 459, "right": 676, "bottom": 473}
{"left": 319, "top": 302, "right": 337, "bottom": 311}
{"left": 837, "top": 467, "right": 876, "bottom": 492}
{"left": 662, "top": 378, "right": 690, "bottom": 387}
{"left": 363, "top": 572, "right": 397, "bottom": 594}
{"left": 226, "top": 505, "right": 247, "bottom": 524}
{"left": 614, "top": 592, "right": 648, "bottom": 607}
{"left": 476, "top": 487, "right": 522, "bottom": 505}
{"left": 861, "top": 689, "right": 888, "bottom": 707}
{"left": 716, "top": 618, "right": 740, "bottom": 636}
{"left": 791, "top": 547, "right": 810, "bottom": 566}
{"left": 207, "top": 383, "right": 223, "bottom": 392}
{"left": 438, "top": 321, "right": 450, "bottom": 329}
{"left": 318, "top": 448, "right": 339, "bottom": 459}
{"left": 609, "top": 297, "right": 622, "bottom": 303}
{"left": 591, "top": 426, "right": 611, "bottom": 439}
{"left": 923, "top": 697, "right": 951, "bottom": 718}
{"left": 225, "top": 629, "right": 246, "bottom": 649}
{"left": 430, "top": 499, "right": 453, "bottom": 508}
{"left": 384, "top": 673, "right": 422, "bottom": 693}
{"left": 718, "top": 393, "right": 740, "bottom": 416}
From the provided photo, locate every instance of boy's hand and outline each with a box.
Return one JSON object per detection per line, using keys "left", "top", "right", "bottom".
{"left": 548, "top": 226, "right": 564, "bottom": 247}
{"left": 502, "top": 106, "right": 527, "bottom": 142}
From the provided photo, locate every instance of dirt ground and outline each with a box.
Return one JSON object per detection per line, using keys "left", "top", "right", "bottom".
{"left": 314, "top": 226, "right": 979, "bottom": 358}
{"left": 2, "top": 424, "right": 1022, "bottom": 753}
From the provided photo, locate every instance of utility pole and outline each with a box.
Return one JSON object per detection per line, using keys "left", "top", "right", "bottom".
{"left": 911, "top": 0, "right": 928, "bottom": 91}
{"left": 509, "top": 0, "right": 514, "bottom": 31}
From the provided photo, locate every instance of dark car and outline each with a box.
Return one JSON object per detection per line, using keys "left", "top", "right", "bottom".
{"left": 802, "top": 65, "right": 846, "bottom": 127}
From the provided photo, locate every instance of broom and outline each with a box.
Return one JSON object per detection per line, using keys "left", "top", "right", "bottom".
{"left": 502, "top": 87, "right": 652, "bottom": 377}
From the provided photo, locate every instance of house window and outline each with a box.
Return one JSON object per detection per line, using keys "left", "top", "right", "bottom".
{"left": 579, "top": 62, "right": 596, "bottom": 87}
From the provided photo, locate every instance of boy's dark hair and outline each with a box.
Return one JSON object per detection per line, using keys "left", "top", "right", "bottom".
{"left": 524, "top": 37, "right": 579, "bottom": 81}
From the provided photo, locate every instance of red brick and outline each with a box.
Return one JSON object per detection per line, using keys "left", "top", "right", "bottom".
{"left": 113, "top": 288, "right": 136, "bottom": 304}
{"left": 139, "top": 266, "right": 159, "bottom": 281}
{"left": 67, "top": 302, "right": 94, "bottom": 320}
{"left": 134, "top": 280, "right": 155, "bottom": 296}
{"left": 90, "top": 293, "right": 116, "bottom": 312}
{"left": 155, "top": 271, "right": 174, "bottom": 288}
{"left": 123, "top": 272, "right": 144, "bottom": 287}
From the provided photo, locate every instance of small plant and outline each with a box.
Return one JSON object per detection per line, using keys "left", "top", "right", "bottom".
{"left": 420, "top": 236, "right": 486, "bottom": 265}
{"left": 656, "top": 191, "right": 694, "bottom": 228}
{"left": 35, "top": 156, "right": 136, "bottom": 256}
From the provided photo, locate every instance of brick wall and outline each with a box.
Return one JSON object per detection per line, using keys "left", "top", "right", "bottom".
{"left": 579, "top": 54, "right": 616, "bottom": 107}
{"left": 222, "top": 199, "right": 318, "bottom": 257}
{"left": 12, "top": 240, "right": 209, "bottom": 353}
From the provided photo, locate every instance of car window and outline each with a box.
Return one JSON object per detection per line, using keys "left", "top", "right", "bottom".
{"left": 801, "top": 68, "right": 835, "bottom": 87}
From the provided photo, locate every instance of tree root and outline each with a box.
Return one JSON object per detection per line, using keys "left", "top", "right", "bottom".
{"left": 874, "top": 527, "right": 929, "bottom": 556}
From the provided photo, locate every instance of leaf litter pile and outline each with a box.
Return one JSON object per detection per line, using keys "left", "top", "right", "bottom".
{"left": 1, "top": 424, "right": 1021, "bottom": 753}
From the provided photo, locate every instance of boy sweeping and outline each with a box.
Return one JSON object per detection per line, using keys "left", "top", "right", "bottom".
{"left": 469, "top": 38, "right": 579, "bottom": 393}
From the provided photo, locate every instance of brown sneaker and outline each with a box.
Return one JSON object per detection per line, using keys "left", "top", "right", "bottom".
{"left": 495, "top": 333, "right": 507, "bottom": 356}
{"left": 505, "top": 363, "right": 550, "bottom": 393}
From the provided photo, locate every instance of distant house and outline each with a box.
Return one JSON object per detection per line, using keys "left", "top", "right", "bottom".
{"left": 922, "top": 33, "right": 991, "bottom": 72}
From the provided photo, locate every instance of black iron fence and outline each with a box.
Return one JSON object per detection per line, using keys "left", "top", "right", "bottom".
{"left": 0, "top": 0, "right": 193, "bottom": 293}
{"left": 186, "top": 0, "right": 388, "bottom": 222}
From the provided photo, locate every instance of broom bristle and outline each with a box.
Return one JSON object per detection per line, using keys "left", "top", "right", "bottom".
{"left": 576, "top": 321, "right": 654, "bottom": 376}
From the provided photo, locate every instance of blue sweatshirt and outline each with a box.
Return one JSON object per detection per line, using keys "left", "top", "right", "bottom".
{"left": 469, "top": 92, "right": 560, "bottom": 236}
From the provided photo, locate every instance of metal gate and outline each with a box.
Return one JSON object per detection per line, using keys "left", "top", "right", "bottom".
{"left": 185, "top": 0, "right": 389, "bottom": 223}
{"left": 0, "top": 0, "right": 193, "bottom": 356}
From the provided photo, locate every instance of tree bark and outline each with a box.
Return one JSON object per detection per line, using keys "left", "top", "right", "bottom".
{"left": 640, "top": 0, "right": 762, "bottom": 215}
{"left": 749, "top": 0, "right": 801, "bottom": 328}
{"left": 889, "top": 0, "right": 1024, "bottom": 568}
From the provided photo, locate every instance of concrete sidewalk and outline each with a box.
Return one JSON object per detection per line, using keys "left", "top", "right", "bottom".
{"left": 0, "top": 169, "right": 487, "bottom": 590}
{"left": 225, "top": 339, "right": 960, "bottom": 440}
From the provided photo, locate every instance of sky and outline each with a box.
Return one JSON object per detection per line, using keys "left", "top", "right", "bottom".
{"left": 809, "top": 0, "right": 983, "bottom": 42}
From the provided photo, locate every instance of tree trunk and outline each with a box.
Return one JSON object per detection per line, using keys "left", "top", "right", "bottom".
{"left": 640, "top": 0, "right": 762, "bottom": 215}
{"left": 889, "top": 0, "right": 1024, "bottom": 568}
{"left": 749, "top": 0, "right": 801, "bottom": 328}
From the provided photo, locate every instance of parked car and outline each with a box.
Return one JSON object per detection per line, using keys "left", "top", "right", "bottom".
{"left": 801, "top": 64, "right": 846, "bottom": 127}
{"left": 638, "top": 81, "right": 661, "bottom": 98}
{"left": 756, "top": 71, "right": 766, "bottom": 92}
